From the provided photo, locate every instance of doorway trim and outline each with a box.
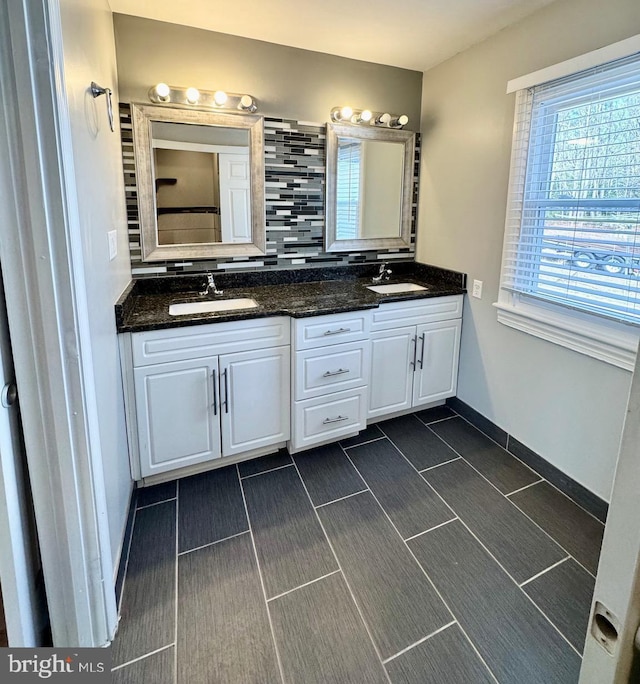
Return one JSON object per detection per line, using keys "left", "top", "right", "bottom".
{"left": 0, "top": 0, "right": 117, "bottom": 645}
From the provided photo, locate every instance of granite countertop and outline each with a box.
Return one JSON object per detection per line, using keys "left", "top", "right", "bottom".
{"left": 115, "top": 261, "right": 467, "bottom": 333}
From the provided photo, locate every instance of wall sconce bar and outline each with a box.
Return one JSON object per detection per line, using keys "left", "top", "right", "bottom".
{"left": 148, "top": 83, "right": 258, "bottom": 113}
{"left": 330, "top": 106, "right": 408, "bottom": 128}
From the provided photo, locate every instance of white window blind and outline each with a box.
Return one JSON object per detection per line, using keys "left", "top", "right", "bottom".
{"left": 335, "top": 139, "right": 362, "bottom": 239}
{"left": 502, "top": 52, "right": 640, "bottom": 325}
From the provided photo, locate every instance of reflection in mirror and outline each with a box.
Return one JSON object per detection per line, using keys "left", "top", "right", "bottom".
{"left": 152, "top": 122, "right": 251, "bottom": 246}
{"left": 326, "top": 123, "right": 415, "bottom": 252}
{"left": 131, "top": 104, "right": 265, "bottom": 262}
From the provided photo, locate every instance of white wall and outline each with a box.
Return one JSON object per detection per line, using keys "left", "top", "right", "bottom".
{"left": 58, "top": 0, "right": 132, "bottom": 572}
{"left": 418, "top": 0, "right": 640, "bottom": 501}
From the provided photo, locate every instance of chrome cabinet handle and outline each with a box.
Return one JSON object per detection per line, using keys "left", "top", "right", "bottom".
{"left": 212, "top": 369, "right": 218, "bottom": 415}
{"left": 410, "top": 335, "right": 417, "bottom": 369}
{"left": 323, "top": 327, "right": 351, "bottom": 336}
{"left": 418, "top": 333, "right": 426, "bottom": 369}
{"left": 323, "top": 415, "right": 349, "bottom": 424}
{"left": 322, "top": 368, "right": 350, "bottom": 378}
{"left": 222, "top": 368, "right": 230, "bottom": 414}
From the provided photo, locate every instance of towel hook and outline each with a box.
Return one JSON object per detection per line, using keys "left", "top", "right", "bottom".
{"left": 90, "top": 82, "right": 114, "bottom": 132}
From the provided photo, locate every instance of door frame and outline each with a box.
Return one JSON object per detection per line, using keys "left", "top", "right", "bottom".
{"left": 580, "top": 341, "right": 640, "bottom": 682}
{"left": 0, "top": 0, "right": 116, "bottom": 646}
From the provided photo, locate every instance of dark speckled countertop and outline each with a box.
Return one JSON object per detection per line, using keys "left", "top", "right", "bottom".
{"left": 115, "top": 261, "right": 467, "bottom": 333}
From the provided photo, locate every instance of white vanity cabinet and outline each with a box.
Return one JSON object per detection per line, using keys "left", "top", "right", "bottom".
{"left": 289, "top": 310, "right": 371, "bottom": 452}
{"left": 368, "top": 296, "right": 462, "bottom": 419}
{"left": 121, "top": 317, "right": 290, "bottom": 480}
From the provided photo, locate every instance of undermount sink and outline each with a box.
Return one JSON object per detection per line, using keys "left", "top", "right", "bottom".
{"left": 169, "top": 298, "right": 259, "bottom": 316}
{"left": 367, "top": 282, "right": 428, "bottom": 294}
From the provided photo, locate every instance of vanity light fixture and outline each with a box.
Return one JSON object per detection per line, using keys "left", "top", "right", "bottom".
{"left": 185, "top": 87, "right": 200, "bottom": 104}
{"left": 153, "top": 82, "right": 171, "bottom": 101}
{"left": 331, "top": 106, "right": 409, "bottom": 128}
{"left": 213, "top": 90, "right": 228, "bottom": 106}
{"left": 148, "top": 84, "right": 259, "bottom": 113}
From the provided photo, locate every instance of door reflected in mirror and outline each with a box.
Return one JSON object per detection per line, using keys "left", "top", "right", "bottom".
{"left": 131, "top": 104, "right": 265, "bottom": 262}
{"left": 326, "top": 123, "right": 415, "bottom": 252}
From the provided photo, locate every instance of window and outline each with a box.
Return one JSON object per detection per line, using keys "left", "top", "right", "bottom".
{"left": 497, "top": 49, "right": 640, "bottom": 368}
{"left": 335, "top": 139, "right": 363, "bottom": 239}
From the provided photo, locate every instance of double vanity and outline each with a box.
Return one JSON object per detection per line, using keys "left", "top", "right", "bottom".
{"left": 116, "top": 262, "right": 466, "bottom": 484}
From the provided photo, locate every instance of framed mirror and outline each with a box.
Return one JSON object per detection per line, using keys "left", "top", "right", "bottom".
{"left": 325, "top": 123, "right": 415, "bottom": 252}
{"left": 131, "top": 103, "right": 265, "bottom": 262}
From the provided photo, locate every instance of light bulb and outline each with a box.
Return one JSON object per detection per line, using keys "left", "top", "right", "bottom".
{"left": 239, "top": 95, "right": 254, "bottom": 110}
{"left": 214, "top": 90, "right": 228, "bottom": 106}
{"left": 186, "top": 87, "right": 200, "bottom": 104}
{"left": 376, "top": 112, "right": 391, "bottom": 125}
{"left": 154, "top": 83, "right": 170, "bottom": 99}
{"left": 340, "top": 106, "right": 353, "bottom": 120}
{"left": 360, "top": 109, "right": 373, "bottom": 122}
{"left": 398, "top": 115, "right": 409, "bottom": 126}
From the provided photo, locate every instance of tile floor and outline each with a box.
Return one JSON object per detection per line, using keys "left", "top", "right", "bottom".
{"left": 111, "top": 405, "right": 604, "bottom": 684}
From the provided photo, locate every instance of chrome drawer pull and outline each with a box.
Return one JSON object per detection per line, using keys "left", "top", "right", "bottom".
{"left": 323, "top": 415, "right": 349, "bottom": 424}
{"left": 323, "top": 327, "right": 351, "bottom": 336}
{"left": 323, "top": 368, "right": 349, "bottom": 378}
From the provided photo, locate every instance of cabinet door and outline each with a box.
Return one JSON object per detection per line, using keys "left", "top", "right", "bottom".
{"left": 368, "top": 327, "right": 415, "bottom": 419}
{"left": 134, "top": 358, "right": 221, "bottom": 478}
{"left": 413, "top": 319, "right": 462, "bottom": 407}
{"left": 220, "top": 346, "right": 290, "bottom": 457}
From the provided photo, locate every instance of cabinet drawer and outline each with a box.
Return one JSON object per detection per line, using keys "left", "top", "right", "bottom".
{"left": 370, "top": 295, "right": 463, "bottom": 331}
{"left": 132, "top": 316, "right": 290, "bottom": 367}
{"left": 293, "top": 310, "right": 370, "bottom": 350}
{"left": 292, "top": 388, "right": 367, "bottom": 450}
{"left": 295, "top": 340, "right": 369, "bottom": 401}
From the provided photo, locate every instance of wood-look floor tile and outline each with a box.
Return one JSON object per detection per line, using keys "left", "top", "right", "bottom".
{"left": 385, "top": 624, "right": 495, "bottom": 684}
{"left": 136, "top": 480, "right": 176, "bottom": 508}
{"left": 318, "top": 492, "right": 452, "bottom": 660}
{"left": 270, "top": 572, "right": 388, "bottom": 684}
{"left": 414, "top": 405, "right": 455, "bottom": 424}
{"left": 242, "top": 466, "right": 337, "bottom": 598}
{"left": 112, "top": 647, "right": 174, "bottom": 684}
{"left": 340, "top": 424, "right": 384, "bottom": 448}
{"left": 238, "top": 448, "right": 292, "bottom": 478}
{"left": 112, "top": 501, "right": 176, "bottom": 667}
{"left": 177, "top": 533, "right": 280, "bottom": 684}
{"left": 348, "top": 439, "right": 454, "bottom": 539}
{"left": 509, "top": 481, "right": 604, "bottom": 575}
{"left": 293, "top": 442, "right": 366, "bottom": 506}
{"left": 409, "top": 520, "right": 581, "bottom": 684}
{"left": 523, "top": 558, "right": 594, "bottom": 653}
{"left": 431, "top": 417, "right": 538, "bottom": 493}
{"left": 178, "top": 466, "right": 248, "bottom": 553}
{"left": 378, "top": 414, "right": 459, "bottom": 471}
{"left": 424, "top": 459, "right": 566, "bottom": 583}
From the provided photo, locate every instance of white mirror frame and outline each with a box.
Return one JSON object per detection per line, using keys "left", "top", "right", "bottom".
{"left": 131, "top": 103, "right": 266, "bottom": 262}
{"left": 325, "top": 123, "right": 415, "bottom": 252}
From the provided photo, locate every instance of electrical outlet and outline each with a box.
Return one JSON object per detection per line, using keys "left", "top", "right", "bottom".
{"left": 108, "top": 230, "right": 117, "bottom": 261}
{"left": 472, "top": 279, "right": 483, "bottom": 299}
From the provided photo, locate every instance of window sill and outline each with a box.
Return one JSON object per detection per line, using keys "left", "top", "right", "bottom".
{"left": 493, "top": 295, "right": 638, "bottom": 371}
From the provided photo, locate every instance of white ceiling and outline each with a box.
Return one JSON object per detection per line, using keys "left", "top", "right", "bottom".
{"left": 109, "top": 0, "right": 558, "bottom": 72}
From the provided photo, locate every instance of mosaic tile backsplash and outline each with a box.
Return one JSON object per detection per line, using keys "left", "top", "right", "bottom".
{"left": 120, "top": 104, "right": 420, "bottom": 278}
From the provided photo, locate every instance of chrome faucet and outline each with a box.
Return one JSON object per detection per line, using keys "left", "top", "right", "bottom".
{"left": 199, "top": 273, "right": 223, "bottom": 296}
{"left": 372, "top": 262, "right": 392, "bottom": 284}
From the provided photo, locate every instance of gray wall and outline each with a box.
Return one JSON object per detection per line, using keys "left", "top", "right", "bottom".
{"left": 59, "top": 0, "right": 133, "bottom": 574}
{"left": 417, "top": 0, "right": 640, "bottom": 501}
{"left": 113, "top": 14, "right": 422, "bottom": 125}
